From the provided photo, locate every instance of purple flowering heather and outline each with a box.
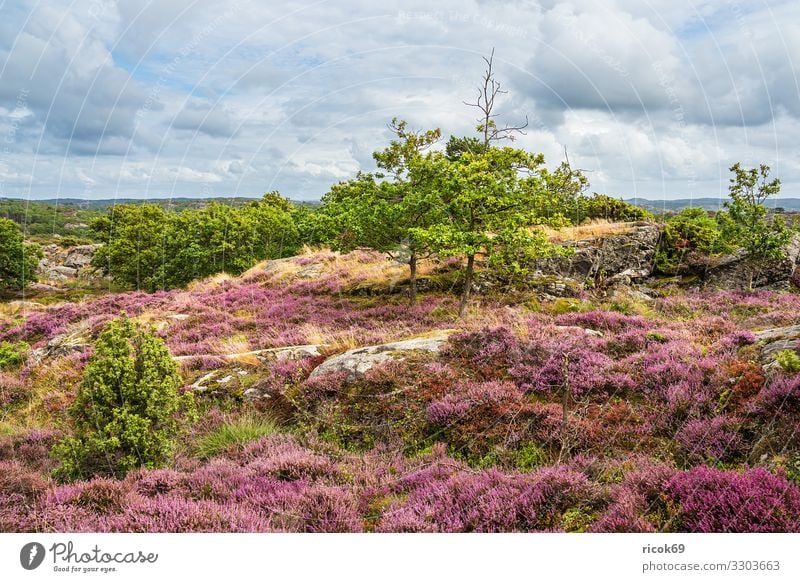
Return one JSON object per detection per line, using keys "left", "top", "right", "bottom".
{"left": 665, "top": 467, "right": 800, "bottom": 532}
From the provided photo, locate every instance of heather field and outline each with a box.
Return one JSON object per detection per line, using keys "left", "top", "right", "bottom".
{"left": 2, "top": 249, "right": 800, "bottom": 533}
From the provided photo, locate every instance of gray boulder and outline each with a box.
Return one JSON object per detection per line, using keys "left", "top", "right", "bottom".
{"left": 532, "top": 222, "right": 663, "bottom": 286}
{"left": 699, "top": 234, "right": 800, "bottom": 290}
{"left": 64, "top": 245, "right": 99, "bottom": 269}
{"left": 308, "top": 329, "right": 457, "bottom": 381}
{"left": 755, "top": 324, "right": 800, "bottom": 363}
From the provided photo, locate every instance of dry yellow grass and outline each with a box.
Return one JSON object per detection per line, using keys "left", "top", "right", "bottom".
{"left": 186, "top": 271, "right": 234, "bottom": 292}
{"left": 541, "top": 220, "right": 638, "bottom": 242}
{"left": 213, "top": 334, "right": 252, "bottom": 355}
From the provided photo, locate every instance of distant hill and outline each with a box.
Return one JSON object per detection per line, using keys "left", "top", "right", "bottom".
{"left": 627, "top": 197, "right": 800, "bottom": 212}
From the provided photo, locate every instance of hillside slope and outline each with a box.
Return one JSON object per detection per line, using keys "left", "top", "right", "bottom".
{"left": 2, "top": 248, "right": 800, "bottom": 532}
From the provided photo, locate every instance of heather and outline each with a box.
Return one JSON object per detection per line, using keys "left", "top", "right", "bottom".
{"left": 2, "top": 249, "right": 800, "bottom": 532}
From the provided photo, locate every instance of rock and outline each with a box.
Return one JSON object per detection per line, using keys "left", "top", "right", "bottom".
{"left": 243, "top": 388, "right": 262, "bottom": 400}
{"left": 36, "top": 243, "right": 101, "bottom": 285}
{"left": 63, "top": 245, "right": 99, "bottom": 269}
{"left": 190, "top": 371, "right": 217, "bottom": 391}
{"left": 532, "top": 223, "right": 663, "bottom": 287}
{"left": 700, "top": 234, "right": 800, "bottom": 290}
{"left": 297, "top": 265, "right": 324, "bottom": 279}
{"left": 754, "top": 324, "right": 800, "bottom": 362}
{"left": 168, "top": 314, "right": 190, "bottom": 321}
{"left": 30, "top": 323, "right": 91, "bottom": 363}
{"left": 173, "top": 344, "right": 325, "bottom": 364}
{"left": 48, "top": 266, "right": 78, "bottom": 279}
{"left": 554, "top": 325, "right": 604, "bottom": 338}
{"left": 271, "top": 344, "right": 323, "bottom": 361}
{"left": 308, "top": 329, "right": 457, "bottom": 381}
{"left": 27, "top": 283, "right": 60, "bottom": 293}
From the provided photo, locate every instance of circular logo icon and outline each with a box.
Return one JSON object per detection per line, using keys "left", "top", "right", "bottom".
{"left": 20, "top": 542, "right": 46, "bottom": 570}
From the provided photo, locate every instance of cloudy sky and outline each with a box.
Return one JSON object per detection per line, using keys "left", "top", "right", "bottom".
{"left": 0, "top": 0, "right": 798, "bottom": 201}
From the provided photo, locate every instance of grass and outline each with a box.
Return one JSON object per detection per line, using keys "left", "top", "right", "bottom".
{"left": 193, "top": 412, "right": 281, "bottom": 460}
{"left": 542, "top": 220, "right": 637, "bottom": 242}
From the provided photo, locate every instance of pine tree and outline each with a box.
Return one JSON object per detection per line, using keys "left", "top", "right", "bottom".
{"left": 53, "top": 316, "right": 195, "bottom": 480}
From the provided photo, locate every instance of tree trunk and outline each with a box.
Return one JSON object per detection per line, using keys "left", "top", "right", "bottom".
{"left": 458, "top": 254, "right": 475, "bottom": 318}
{"left": 408, "top": 252, "right": 417, "bottom": 307}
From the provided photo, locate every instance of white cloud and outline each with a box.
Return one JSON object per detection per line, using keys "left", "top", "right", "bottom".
{"left": 0, "top": 0, "right": 798, "bottom": 201}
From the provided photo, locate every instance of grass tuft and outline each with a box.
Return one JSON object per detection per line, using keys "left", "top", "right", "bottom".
{"left": 194, "top": 413, "right": 281, "bottom": 460}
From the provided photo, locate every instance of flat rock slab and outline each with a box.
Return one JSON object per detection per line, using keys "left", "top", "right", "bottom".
{"left": 175, "top": 344, "right": 324, "bottom": 363}
{"left": 308, "top": 329, "right": 458, "bottom": 381}
{"left": 755, "top": 325, "right": 800, "bottom": 361}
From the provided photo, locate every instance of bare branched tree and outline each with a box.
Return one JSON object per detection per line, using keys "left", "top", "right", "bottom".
{"left": 464, "top": 48, "right": 529, "bottom": 148}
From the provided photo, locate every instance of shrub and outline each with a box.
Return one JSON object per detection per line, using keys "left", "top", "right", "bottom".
{"left": 378, "top": 465, "right": 599, "bottom": 532}
{"left": 665, "top": 467, "right": 800, "bottom": 532}
{"left": 754, "top": 375, "right": 800, "bottom": 414}
{"left": 194, "top": 413, "right": 280, "bottom": 460}
{"left": 575, "top": 194, "right": 652, "bottom": 223}
{"left": 655, "top": 208, "right": 733, "bottom": 275}
{"left": 0, "top": 372, "right": 27, "bottom": 407}
{"left": 0, "top": 341, "right": 28, "bottom": 370}
{"left": 776, "top": 349, "right": 800, "bottom": 374}
{"left": 675, "top": 416, "right": 743, "bottom": 465}
{"left": 53, "top": 316, "right": 196, "bottom": 481}
{"left": 0, "top": 217, "right": 41, "bottom": 290}
{"left": 0, "top": 460, "right": 49, "bottom": 531}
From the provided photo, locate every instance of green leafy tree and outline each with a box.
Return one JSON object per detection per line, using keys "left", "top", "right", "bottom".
{"left": 0, "top": 217, "right": 41, "bottom": 291}
{"left": 538, "top": 160, "right": 590, "bottom": 226}
{"left": 414, "top": 146, "right": 557, "bottom": 316}
{"left": 246, "top": 192, "right": 301, "bottom": 259}
{"left": 90, "top": 204, "right": 169, "bottom": 292}
{"left": 415, "top": 52, "right": 558, "bottom": 316}
{"left": 721, "top": 163, "right": 793, "bottom": 289}
{"left": 53, "top": 316, "right": 195, "bottom": 480}
{"left": 445, "top": 135, "right": 487, "bottom": 161}
{"left": 321, "top": 119, "right": 445, "bottom": 305}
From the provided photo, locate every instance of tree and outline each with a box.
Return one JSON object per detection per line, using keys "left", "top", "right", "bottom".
{"left": 464, "top": 49, "right": 528, "bottom": 148}
{"left": 90, "top": 204, "right": 169, "bottom": 292}
{"left": 416, "top": 51, "right": 554, "bottom": 317}
{"left": 414, "top": 146, "right": 557, "bottom": 316}
{"left": 538, "top": 160, "right": 589, "bottom": 226}
{"left": 445, "top": 135, "right": 486, "bottom": 161}
{"left": 321, "top": 119, "right": 445, "bottom": 305}
{"left": 53, "top": 316, "right": 195, "bottom": 480}
{"left": 721, "top": 163, "right": 793, "bottom": 289}
{"left": 0, "top": 217, "right": 41, "bottom": 291}
{"left": 91, "top": 194, "right": 300, "bottom": 291}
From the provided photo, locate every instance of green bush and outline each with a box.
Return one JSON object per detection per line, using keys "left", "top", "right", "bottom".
{"left": 514, "top": 441, "right": 547, "bottom": 471}
{"left": 53, "top": 316, "right": 196, "bottom": 480}
{"left": 90, "top": 193, "right": 301, "bottom": 291}
{"left": 576, "top": 194, "right": 653, "bottom": 223}
{"left": 0, "top": 341, "right": 29, "bottom": 370}
{"left": 0, "top": 218, "right": 41, "bottom": 291}
{"left": 194, "top": 413, "right": 279, "bottom": 459}
{"left": 655, "top": 208, "right": 733, "bottom": 275}
{"left": 776, "top": 349, "right": 800, "bottom": 374}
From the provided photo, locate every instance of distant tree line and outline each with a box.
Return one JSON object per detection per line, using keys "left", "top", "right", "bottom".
{"left": 1, "top": 52, "right": 795, "bottom": 303}
{"left": 89, "top": 193, "right": 305, "bottom": 292}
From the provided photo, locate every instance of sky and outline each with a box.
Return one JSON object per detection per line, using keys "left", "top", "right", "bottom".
{"left": 0, "top": 0, "right": 798, "bottom": 201}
